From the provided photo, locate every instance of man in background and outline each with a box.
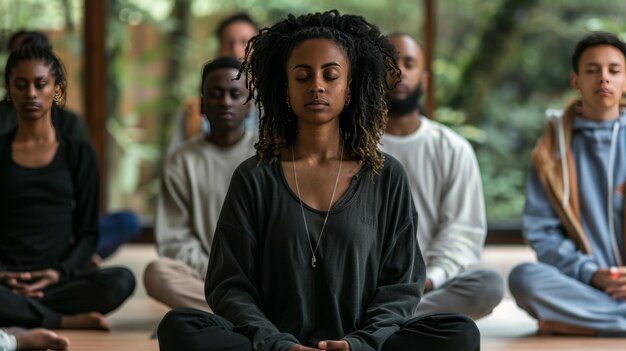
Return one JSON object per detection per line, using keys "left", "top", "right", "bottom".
{"left": 381, "top": 33, "right": 504, "bottom": 320}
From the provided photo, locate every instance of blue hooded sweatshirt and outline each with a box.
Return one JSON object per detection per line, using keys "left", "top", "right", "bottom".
{"left": 524, "top": 109, "right": 626, "bottom": 284}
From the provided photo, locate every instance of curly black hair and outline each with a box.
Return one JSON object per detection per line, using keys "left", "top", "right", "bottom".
{"left": 242, "top": 9, "right": 399, "bottom": 174}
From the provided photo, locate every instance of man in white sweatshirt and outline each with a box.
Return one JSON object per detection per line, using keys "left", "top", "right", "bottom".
{"left": 143, "top": 57, "right": 257, "bottom": 311}
{"left": 381, "top": 33, "right": 503, "bottom": 319}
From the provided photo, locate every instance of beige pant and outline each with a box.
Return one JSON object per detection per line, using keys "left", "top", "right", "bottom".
{"left": 143, "top": 257, "right": 211, "bottom": 312}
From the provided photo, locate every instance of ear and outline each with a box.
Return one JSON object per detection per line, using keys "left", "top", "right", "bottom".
{"left": 570, "top": 71, "right": 579, "bottom": 90}
{"left": 345, "top": 80, "right": 352, "bottom": 100}
{"left": 54, "top": 85, "right": 61, "bottom": 98}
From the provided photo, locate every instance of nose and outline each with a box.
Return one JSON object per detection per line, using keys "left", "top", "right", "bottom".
{"left": 26, "top": 84, "right": 37, "bottom": 98}
{"left": 220, "top": 93, "right": 233, "bottom": 107}
{"left": 600, "top": 69, "right": 611, "bottom": 84}
{"left": 310, "top": 75, "right": 325, "bottom": 93}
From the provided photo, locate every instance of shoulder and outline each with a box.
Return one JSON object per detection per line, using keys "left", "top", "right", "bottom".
{"left": 0, "top": 129, "right": 15, "bottom": 154}
{"left": 233, "top": 155, "right": 269, "bottom": 178}
{"left": 166, "top": 135, "right": 207, "bottom": 164}
{"left": 424, "top": 119, "right": 475, "bottom": 156}
{"left": 377, "top": 153, "right": 410, "bottom": 184}
{"left": 60, "top": 134, "right": 97, "bottom": 165}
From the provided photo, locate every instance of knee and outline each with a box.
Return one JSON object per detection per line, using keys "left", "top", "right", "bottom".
{"left": 157, "top": 307, "right": 216, "bottom": 350}
{"left": 470, "top": 269, "right": 505, "bottom": 317}
{"left": 143, "top": 258, "right": 180, "bottom": 294}
{"left": 452, "top": 314, "right": 481, "bottom": 351}
{"left": 508, "top": 262, "right": 541, "bottom": 303}
{"left": 157, "top": 308, "right": 188, "bottom": 349}
{"left": 143, "top": 259, "right": 169, "bottom": 298}
{"left": 404, "top": 314, "right": 480, "bottom": 351}
{"left": 478, "top": 269, "right": 505, "bottom": 306}
{"left": 100, "top": 267, "right": 136, "bottom": 310}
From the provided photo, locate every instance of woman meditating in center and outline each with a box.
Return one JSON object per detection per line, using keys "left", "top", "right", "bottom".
{"left": 157, "top": 10, "right": 479, "bottom": 351}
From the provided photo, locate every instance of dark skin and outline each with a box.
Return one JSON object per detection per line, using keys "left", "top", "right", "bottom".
{"left": 4, "top": 59, "right": 109, "bottom": 330}
{"left": 592, "top": 267, "right": 626, "bottom": 300}
{"left": 201, "top": 67, "right": 250, "bottom": 147}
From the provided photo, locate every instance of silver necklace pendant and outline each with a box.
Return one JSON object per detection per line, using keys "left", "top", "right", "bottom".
{"left": 292, "top": 140, "right": 344, "bottom": 271}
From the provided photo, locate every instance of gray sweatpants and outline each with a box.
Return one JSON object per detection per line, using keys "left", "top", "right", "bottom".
{"left": 414, "top": 268, "right": 504, "bottom": 320}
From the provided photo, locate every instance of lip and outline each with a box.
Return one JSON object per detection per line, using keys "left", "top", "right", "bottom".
{"left": 597, "top": 88, "right": 613, "bottom": 96}
{"left": 22, "top": 103, "right": 41, "bottom": 111}
{"left": 393, "top": 83, "right": 409, "bottom": 93}
{"left": 305, "top": 99, "right": 329, "bottom": 109}
{"left": 215, "top": 111, "right": 235, "bottom": 119}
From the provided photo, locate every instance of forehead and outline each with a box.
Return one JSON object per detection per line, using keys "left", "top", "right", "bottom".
{"left": 10, "top": 59, "right": 53, "bottom": 79}
{"left": 579, "top": 44, "right": 626, "bottom": 66}
{"left": 390, "top": 36, "right": 421, "bottom": 61}
{"left": 203, "top": 67, "right": 245, "bottom": 88}
{"left": 287, "top": 38, "right": 349, "bottom": 67}
{"left": 220, "top": 21, "right": 257, "bottom": 40}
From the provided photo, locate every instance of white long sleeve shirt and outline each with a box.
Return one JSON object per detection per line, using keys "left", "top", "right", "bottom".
{"left": 381, "top": 117, "right": 486, "bottom": 289}
{"left": 155, "top": 131, "right": 257, "bottom": 278}
{"left": 0, "top": 330, "right": 16, "bottom": 351}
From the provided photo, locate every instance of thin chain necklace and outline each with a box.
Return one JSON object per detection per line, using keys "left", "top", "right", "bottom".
{"left": 291, "top": 140, "right": 344, "bottom": 268}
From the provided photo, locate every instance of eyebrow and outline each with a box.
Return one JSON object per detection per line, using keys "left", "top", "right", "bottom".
{"left": 13, "top": 75, "right": 49, "bottom": 81}
{"left": 585, "top": 62, "right": 623, "bottom": 67}
{"left": 292, "top": 62, "right": 342, "bottom": 70}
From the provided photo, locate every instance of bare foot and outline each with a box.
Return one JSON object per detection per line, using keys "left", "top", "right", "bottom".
{"left": 14, "top": 328, "right": 70, "bottom": 350}
{"left": 61, "top": 312, "right": 110, "bottom": 331}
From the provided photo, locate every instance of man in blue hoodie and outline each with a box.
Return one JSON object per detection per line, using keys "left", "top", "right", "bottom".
{"left": 509, "top": 32, "right": 626, "bottom": 336}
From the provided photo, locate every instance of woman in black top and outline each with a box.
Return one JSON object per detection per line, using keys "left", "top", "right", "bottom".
{"left": 0, "top": 45, "right": 135, "bottom": 330}
{"left": 158, "top": 10, "right": 479, "bottom": 351}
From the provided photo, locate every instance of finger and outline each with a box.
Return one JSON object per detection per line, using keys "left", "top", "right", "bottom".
{"left": 23, "top": 290, "right": 44, "bottom": 299}
{"left": 24, "top": 279, "right": 50, "bottom": 292}
{"left": 319, "top": 340, "right": 348, "bottom": 351}
{"left": 609, "top": 285, "right": 626, "bottom": 300}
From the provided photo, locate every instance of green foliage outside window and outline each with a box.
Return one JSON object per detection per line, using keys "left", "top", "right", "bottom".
{"left": 2, "top": 0, "right": 626, "bottom": 220}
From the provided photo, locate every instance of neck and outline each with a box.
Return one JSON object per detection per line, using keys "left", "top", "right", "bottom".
{"left": 292, "top": 122, "right": 343, "bottom": 163}
{"left": 206, "top": 125, "right": 246, "bottom": 147}
{"left": 386, "top": 109, "right": 422, "bottom": 136}
{"left": 580, "top": 103, "right": 621, "bottom": 122}
{"left": 15, "top": 115, "right": 55, "bottom": 143}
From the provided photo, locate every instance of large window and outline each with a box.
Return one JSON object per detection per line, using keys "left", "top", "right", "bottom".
{"left": 3, "top": 0, "right": 626, "bottom": 223}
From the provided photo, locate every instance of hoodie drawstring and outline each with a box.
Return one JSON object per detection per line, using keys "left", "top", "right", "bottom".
{"left": 552, "top": 111, "right": 570, "bottom": 209}
{"left": 607, "top": 120, "right": 623, "bottom": 266}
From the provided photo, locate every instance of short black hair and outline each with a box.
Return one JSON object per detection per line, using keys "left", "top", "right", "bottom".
{"left": 215, "top": 12, "right": 259, "bottom": 40}
{"left": 572, "top": 32, "right": 626, "bottom": 73}
{"left": 8, "top": 30, "right": 52, "bottom": 52}
{"left": 200, "top": 56, "right": 242, "bottom": 95}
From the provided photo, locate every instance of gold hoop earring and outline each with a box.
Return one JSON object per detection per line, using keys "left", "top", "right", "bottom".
{"left": 54, "top": 95, "right": 61, "bottom": 103}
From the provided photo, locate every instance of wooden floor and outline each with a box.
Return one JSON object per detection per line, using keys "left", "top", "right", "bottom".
{"left": 51, "top": 244, "right": 625, "bottom": 351}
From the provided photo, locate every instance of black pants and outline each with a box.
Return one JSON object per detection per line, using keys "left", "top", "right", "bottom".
{"left": 0, "top": 267, "right": 135, "bottom": 328}
{"left": 158, "top": 308, "right": 480, "bottom": 351}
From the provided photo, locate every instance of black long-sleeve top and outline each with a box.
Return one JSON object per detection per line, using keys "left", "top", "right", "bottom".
{"left": 0, "top": 128, "right": 99, "bottom": 282}
{"left": 206, "top": 154, "right": 424, "bottom": 351}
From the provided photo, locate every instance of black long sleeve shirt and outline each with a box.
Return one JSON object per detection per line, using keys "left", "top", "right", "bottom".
{"left": 0, "top": 129, "right": 99, "bottom": 282}
{"left": 206, "top": 154, "right": 424, "bottom": 351}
